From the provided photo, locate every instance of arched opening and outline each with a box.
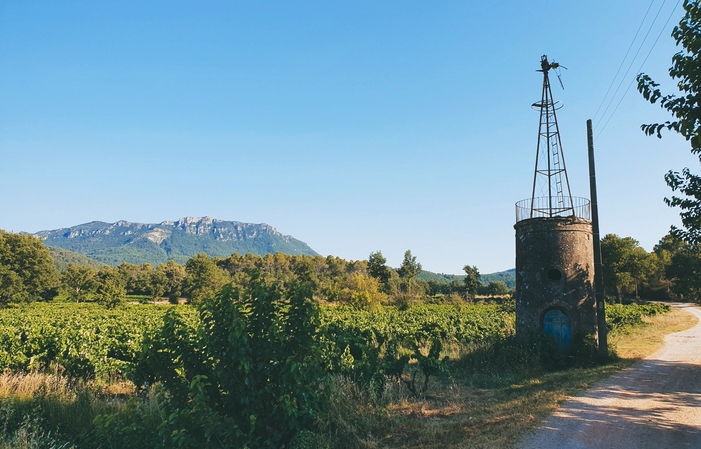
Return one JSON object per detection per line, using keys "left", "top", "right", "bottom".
{"left": 543, "top": 308, "right": 572, "bottom": 349}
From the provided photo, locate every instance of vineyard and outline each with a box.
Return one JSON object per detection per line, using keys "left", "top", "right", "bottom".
{"left": 0, "top": 301, "right": 667, "bottom": 383}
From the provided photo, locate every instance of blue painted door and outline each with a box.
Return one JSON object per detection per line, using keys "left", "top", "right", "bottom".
{"left": 543, "top": 309, "right": 572, "bottom": 349}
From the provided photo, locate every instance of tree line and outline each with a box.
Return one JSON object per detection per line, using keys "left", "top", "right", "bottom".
{"left": 4, "top": 227, "right": 701, "bottom": 307}
{"left": 601, "top": 232, "right": 701, "bottom": 302}
{"left": 0, "top": 230, "right": 500, "bottom": 308}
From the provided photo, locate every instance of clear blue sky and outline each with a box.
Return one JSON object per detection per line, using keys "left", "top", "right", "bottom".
{"left": 0, "top": 1, "right": 695, "bottom": 274}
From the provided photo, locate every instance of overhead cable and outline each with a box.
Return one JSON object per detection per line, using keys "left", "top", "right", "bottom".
{"left": 596, "top": 0, "right": 683, "bottom": 139}
{"left": 592, "top": 0, "right": 656, "bottom": 124}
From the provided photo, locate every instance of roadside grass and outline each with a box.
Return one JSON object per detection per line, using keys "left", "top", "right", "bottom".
{"left": 323, "top": 305, "right": 700, "bottom": 449}
{"left": 610, "top": 305, "right": 698, "bottom": 360}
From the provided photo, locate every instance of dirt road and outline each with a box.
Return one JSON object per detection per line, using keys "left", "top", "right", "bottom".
{"left": 518, "top": 303, "right": 701, "bottom": 449}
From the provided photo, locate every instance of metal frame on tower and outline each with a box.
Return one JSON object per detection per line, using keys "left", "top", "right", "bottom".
{"left": 529, "top": 55, "right": 575, "bottom": 219}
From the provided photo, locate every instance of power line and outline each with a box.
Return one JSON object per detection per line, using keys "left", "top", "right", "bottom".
{"left": 594, "top": 0, "right": 668, "bottom": 133}
{"left": 592, "top": 0, "right": 656, "bottom": 124}
{"left": 596, "top": 0, "right": 682, "bottom": 138}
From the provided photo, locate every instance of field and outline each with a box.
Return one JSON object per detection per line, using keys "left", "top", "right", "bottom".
{"left": 0, "top": 299, "right": 682, "bottom": 448}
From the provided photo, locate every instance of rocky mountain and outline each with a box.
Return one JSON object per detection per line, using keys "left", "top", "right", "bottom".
{"left": 35, "top": 217, "right": 318, "bottom": 266}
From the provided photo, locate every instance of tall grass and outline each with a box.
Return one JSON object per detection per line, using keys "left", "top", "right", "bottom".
{"left": 0, "top": 373, "right": 134, "bottom": 447}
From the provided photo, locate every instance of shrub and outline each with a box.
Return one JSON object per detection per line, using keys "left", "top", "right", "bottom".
{"left": 130, "top": 271, "right": 330, "bottom": 448}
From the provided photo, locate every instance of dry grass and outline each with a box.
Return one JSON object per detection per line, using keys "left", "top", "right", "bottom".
{"left": 610, "top": 305, "right": 699, "bottom": 360}
{"left": 335, "top": 305, "right": 700, "bottom": 449}
{"left": 0, "top": 373, "right": 75, "bottom": 402}
{"left": 0, "top": 372, "right": 135, "bottom": 444}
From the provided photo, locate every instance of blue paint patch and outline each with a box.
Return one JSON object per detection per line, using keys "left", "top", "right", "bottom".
{"left": 543, "top": 308, "right": 572, "bottom": 349}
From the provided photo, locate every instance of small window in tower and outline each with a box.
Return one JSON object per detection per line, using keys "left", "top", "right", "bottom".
{"left": 547, "top": 268, "right": 562, "bottom": 281}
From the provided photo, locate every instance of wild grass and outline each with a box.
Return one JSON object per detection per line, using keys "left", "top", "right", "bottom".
{"left": 0, "top": 373, "right": 132, "bottom": 447}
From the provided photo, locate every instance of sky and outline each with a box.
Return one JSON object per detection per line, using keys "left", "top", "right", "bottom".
{"left": 0, "top": 0, "right": 696, "bottom": 274}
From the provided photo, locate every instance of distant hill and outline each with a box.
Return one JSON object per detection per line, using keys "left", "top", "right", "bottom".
{"left": 480, "top": 269, "right": 516, "bottom": 289}
{"left": 417, "top": 269, "right": 515, "bottom": 289}
{"left": 416, "top": 271, "right": 463, "bottom": 284}
{"left": 35, "top": 217, "right": 318, "bottom": 267}
{"left": 48, "top": 247, "right": 106, "bottom": 271}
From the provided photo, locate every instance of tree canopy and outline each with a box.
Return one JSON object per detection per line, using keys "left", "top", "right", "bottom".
{"left": 397, "top": 250, "right": 422, "bottom": 280}
{"left": 0, "top": 230, "right": 59, "bottom": 305}
{"left": 637, "top": 0, "right": 701, "bottom": 243}
{"left": 462, "top": 265, "right": 481, "bottom": 299}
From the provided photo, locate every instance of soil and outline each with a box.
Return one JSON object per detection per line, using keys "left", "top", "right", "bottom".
{"left": 518, "top": 303, "right": 701, "bottom": 449}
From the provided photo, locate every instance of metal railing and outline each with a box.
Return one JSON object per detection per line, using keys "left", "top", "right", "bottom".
{"left": 515, "top": 196, "right": 591, "bottom": 223}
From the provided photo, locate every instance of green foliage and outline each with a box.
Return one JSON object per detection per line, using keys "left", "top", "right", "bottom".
{"left": 397, "top": 250, "right": 421, "bottom": 280}
{"left": 157, "top": 260, "right": 186, "bottom": 301}
{"left": 288, "top": 430, "right": 329, "bottom": 449}
{"left": 183, "top": 254, "right": 229, "bottom": 304}
{"left": 637, "top": 0, "right": 701, "bottom": 243}
{"left": 48, "top": 247, "right": 105, "bottom": 271}
{"left": 60, "top": 265, "right": 98, "bottom": 303}
{"left": 478, "top": 269, "right": 516, "bottom": 289}
{"left": 0, "top": 403, "right": 76, "bottom": 449}
{"left": 367, "top": 251, "right": 391, "bottom": 285}
{"left": 133, "top": 272, "right": 329, "bottom": 448}
{"left": 0, "top": 231, "right": 59, "bottom": 305}
{"left": 417, "top": 269, "right": 517, "bottom": 290}
{"left": 322, "top": 303, "right": 514, "bottom": 392}
{"left": 601, "top": 234, "right": 660, "bottom": 298}
{"left": 0, "top": 302, "right": 176, "bottom": 378}
{"left": 339, "top": 272, "right": 386, "bottom": 310}
{"left": 605, "top": 303, "right": 670, "bottom": 333}
{"left": 480, "top": 281, "right": 510, "bottom": 297}
{"left": 462, "top": 264, "right": 481, "bottom": 299}
{"left": 94, "top": 268, "right": 127, "bottom": 309}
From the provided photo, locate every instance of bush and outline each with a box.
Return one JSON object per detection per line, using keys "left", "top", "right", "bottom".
{"left": 129, "top": 271, "right": 330, "bottom": 448}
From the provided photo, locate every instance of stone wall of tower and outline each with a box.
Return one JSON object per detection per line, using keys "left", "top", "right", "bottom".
{"left": 514, "top": 216, "right": 596, "bottom": 341}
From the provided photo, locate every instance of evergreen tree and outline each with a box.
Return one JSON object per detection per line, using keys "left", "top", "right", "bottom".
{"left": 397, "top": 250, "right": 421, "bottom": 280}
{"left": 367, "top": 250, "right": 391, "bottom": 285}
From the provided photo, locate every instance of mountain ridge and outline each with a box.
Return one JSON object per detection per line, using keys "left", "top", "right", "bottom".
{"left": 34, "top": 217, "right": 318, "bottom": 266}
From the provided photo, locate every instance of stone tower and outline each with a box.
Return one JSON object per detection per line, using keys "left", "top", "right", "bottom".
{"left": 514, "top": 56, "right": 596, "bottom": 349}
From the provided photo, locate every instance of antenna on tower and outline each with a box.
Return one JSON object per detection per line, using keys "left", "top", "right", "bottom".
{"left": 528, "top": 55, "right": 574, "bottom": 219}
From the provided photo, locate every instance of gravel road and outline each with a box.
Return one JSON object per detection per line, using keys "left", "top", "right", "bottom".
{"left": 518, "top": 303, "right": 701, "bottom": 449}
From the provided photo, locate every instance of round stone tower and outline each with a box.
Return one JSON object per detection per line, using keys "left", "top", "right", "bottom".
{"left": 514, "top": 213, "right": 596, "bottom": 347}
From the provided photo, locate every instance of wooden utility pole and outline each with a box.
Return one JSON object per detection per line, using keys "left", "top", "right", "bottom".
{"left": 587, "top": 119, "right": 608, "bottom": 357}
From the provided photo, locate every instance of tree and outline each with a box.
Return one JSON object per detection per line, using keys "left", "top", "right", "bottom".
{"left": 484, "top": 281, "right": 509, "bottom": 297}
{"left": 637, "top": 0, "right": 701, "bottom": 243}
{"left": 666, "top": 246, "right": 701, "bottom": 302}
{"left": 60, "top": 264, "right": 98, "bottom": 302}
{"left": 397, "top": 250, "right": 422, "bottom": 280}
{"left": 0, "top": 230, "right": 59, "bottom": 305}
{"left": 367, "top": 250, "right": 391, "bottom": 285}
{"left": 156, "top": 260, "right": 187, "bottom": 302}
{"left": 94, "top": 267, "right": 127, "bottom": 308}
{"left": 601, "top": 234, "right": 658, "bottom": 298}
{"left": 340, "top": 272, "right": 386, "bottom": 310}
{"left": 183, "top": 253, "right": 230, "bottom": 303}
{"left": 462, "top": 265, "right": 481, "bottom": 299}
